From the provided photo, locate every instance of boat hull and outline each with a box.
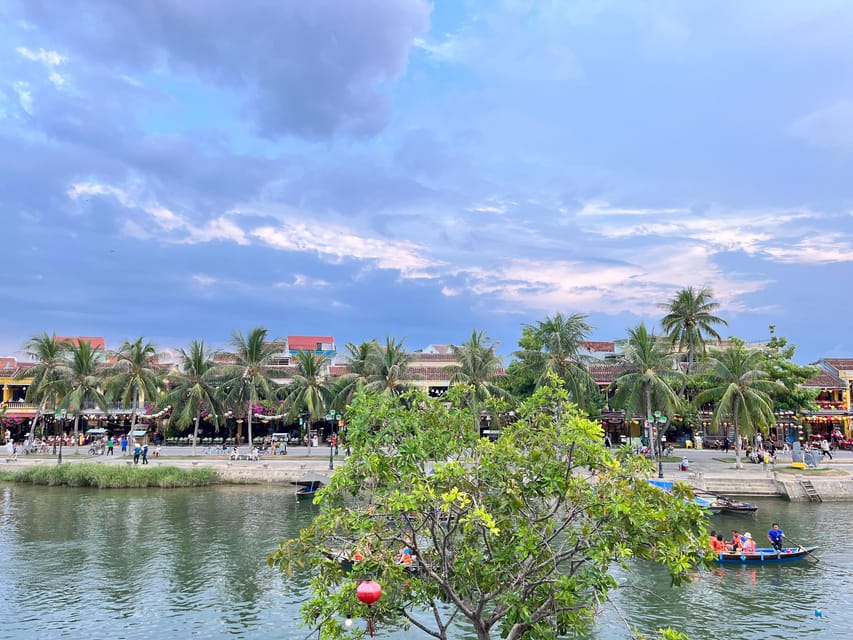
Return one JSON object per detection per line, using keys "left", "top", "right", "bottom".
{"left": 711, "top": 546, "right": 817, "bottom": 563}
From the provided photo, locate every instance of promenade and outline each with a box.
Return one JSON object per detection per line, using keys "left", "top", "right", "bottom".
{"left": 5, "top": 445, "right": 853, "bottom": 500}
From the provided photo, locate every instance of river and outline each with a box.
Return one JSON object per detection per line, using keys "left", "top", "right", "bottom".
{"left": 0, "top": 485, "right": 847, "bottom": 639}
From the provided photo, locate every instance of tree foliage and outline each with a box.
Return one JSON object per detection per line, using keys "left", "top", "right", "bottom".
{"left": 659, "top": 287, "right": 727, "bottom": 376}
{"left": 270, "top": 378, "right": 708, "bottom": 640}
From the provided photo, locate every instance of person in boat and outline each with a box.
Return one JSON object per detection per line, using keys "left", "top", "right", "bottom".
{"left": 741, "top": 532, "right": 756, "bottom": 553}
{"left": 708, "top": 530, "right": 718, "bottom": 550}
{"left": 711, "top": 534, "right": 727, "bottom": 553}
{"left": 767, "top": 523, "right": 786, "bottom": 551}
{"left": 396, "top": 544, "right": 414, "bottom": 565}
{"left": 729, "top": 530, "right": 742, "bottom": 552}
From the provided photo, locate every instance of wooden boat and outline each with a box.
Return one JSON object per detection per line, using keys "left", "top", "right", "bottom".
{"left": 322, "top": 549, "right": 420, "bottom": 574}
{"left": 693, "top": 490, "right": 759, "bottom": 514}
{"left": 710, "top": 546, "right": 817, "bottom": 564}
{"left": 647, "top": 479, "right": 721, "bottom": 514}
{"left": 292, "top": 479, "right": 324, "bottom": 498}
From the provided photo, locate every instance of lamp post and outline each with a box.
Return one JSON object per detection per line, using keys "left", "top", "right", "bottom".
{"left": 326, "top": 412, "right": 334, "bottom": 470}
{"left": 653, "top": 411, "right": 667, "bottom": 479}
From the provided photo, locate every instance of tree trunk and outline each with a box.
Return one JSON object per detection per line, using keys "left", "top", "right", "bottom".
{"left": 247, "top": 400, "right": 253, "bottom": 449}
{"left": 130, "top": 393, "right": 138, "bottom": 430}
{"left": 307, "top": 417, "right": 312, "bottom": 455}
{"left": 192, "top": 414, "right": 200, "bottom": 456}
{"left": 73, "top": 412, "right": 81, "bottom": 453}
{"left": 28, "top": 399, "right": 46, "bottom": 447}
{"left": 733, "top": 401, "right": 743, "bottom": 469}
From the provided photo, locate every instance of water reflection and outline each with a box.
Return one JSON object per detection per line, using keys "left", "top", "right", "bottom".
{"left": 0, "top": 487, "right": 848, "bottom": 639}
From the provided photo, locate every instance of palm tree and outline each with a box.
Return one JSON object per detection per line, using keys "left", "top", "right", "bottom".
{"left": 59, "top": 339, "right": 108, "bottom": 454}
{"left": 280, "top": 350, "right": 332, "bottom": 455}
{"left": 163, "top": 340, "right": 221, "bottom": 456}
{"left": 609, "top": 323, "right": 683, "bottom": 448}
{"left": 17, "top": 332, "right": 67, "bottom": 445}
{"left": 106, "top": 337, "right": 163, "bottom": 431}
{"left": 660, "top": 286, "right": 728, "bottom": 375}
{"left": 220, "top": 327, "right": 280, "bottom": 447}
{"left": 515, "top": 313, "right": 597, "bottom": 410}
{"left": 366, "top": 336, "right": 413, "bottom": 396}
{"left": 693, "top": 344, "right": 779, "bottom": 469}
{"left": 447, "top": 330, "right": 508, "bottom": 430}
{"left": 329, "top": 340, "right": 380, "bottom": 410}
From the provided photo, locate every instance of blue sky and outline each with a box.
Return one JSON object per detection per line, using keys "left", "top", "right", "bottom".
{"left": 2, "top": 0, "right": 853, "bottom": 363}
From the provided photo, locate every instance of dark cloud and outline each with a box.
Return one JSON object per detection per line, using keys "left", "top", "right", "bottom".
{"left": 21, "top": 0, "right": 431, "bottom": 139}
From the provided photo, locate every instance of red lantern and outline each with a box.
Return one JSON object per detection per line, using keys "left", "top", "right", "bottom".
{"left": 357, "top": 580, "right": 382, "bottom": 606}
{"left": 357, "top": 580, "right": 382, "bottom": 636}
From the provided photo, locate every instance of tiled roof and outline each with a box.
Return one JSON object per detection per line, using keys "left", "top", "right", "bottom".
{"left": 588, "top": 362, "right": 626, "bottom": 384}
{"left": 57, "top": 336, "right": 106, "bottom": 349}
{"left": 802, "top": 371, "right": 846, "bottom": 389}
{"left": 581, "top": 341, "right": 615, "bottom": 353}
{"left": 822, "top": 358, "right": 853, "bottom": 372}
{"left": 409, "top": 353, "right": 458, "bottom": 363}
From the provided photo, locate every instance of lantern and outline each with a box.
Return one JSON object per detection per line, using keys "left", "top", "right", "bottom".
{"left": 356, "top": 580, "right": 382, "bottom": 636}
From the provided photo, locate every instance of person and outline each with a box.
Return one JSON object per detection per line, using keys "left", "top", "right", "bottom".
{"left": 729, "top": 530, "right": 742, "bottom": 552}
{"left": 767, "top": 523, "right": 786, "bottom": 551}
{"left": 133, "top": 442, "right": 142, "bottom": 464}
{"left": 712, "top": 534, "right": 728, "bottom": 553}
{"left": 141, "top": 443, "right": 149, "bottom": 465}
{"left": 106, "top": 436, "right": 114, "bottom": 456}
{"left": 121, "top": 434, "right": 128, "bottom": 456}
{"left": 154, "top": 444, "right": 161, "bottom": 457}
{"left": 230, "top": 446, "right": 239, "bottom": 460}
{"left": 722, "top": 437, "right": 730, "bottom": 453}
{"left": 820, "top": 438, "right": 833, "bottom": 460}
{"left": 741, "top": 532, "right": 756, "bottom": 553}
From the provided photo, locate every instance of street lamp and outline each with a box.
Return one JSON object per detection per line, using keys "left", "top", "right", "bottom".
{"left": 653, "top": 411, "right": 668, "bottom": 479}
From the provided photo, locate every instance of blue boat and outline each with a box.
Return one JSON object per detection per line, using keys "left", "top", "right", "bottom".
{"left": 711, "top": 546, "right": 818, "bottom": 564}
{"left": 647, "top": 479, "right": 720, "bottom": 513}
{"left": 292, "top": 479, "right": 323, "bottom": 498}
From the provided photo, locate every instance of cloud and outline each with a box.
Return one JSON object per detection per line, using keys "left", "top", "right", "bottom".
{"left": 20, "top": 0, "right": 432, "bottom": 139}
{"left": 16, "top": 46, "right": 67, "bottom": 87}
{"left": 789, "top": 100, "right": 853, "bottom": 152}
{"left": 763, "top": 234, "right": 853, "bottom": 264}
{"left": 274, "top": 274, "right": 331, "bottom": 289}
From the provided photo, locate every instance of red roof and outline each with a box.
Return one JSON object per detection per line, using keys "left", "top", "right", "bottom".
{"left": 581, "top": 341, "right": 615, "bottom": 353}
{"left": 589, "top": 363, "right": 626, "bottom": 385}
{"left": 57, "top": 336, "right": 106, "bottom": 349}
{"left": 803, "top": 371, "right": 846, "bottom": 389}
{"left": 288, "top": 335, "right": 335, "bottom": 351}
{"left": 822, "top": 359, "right": 853, "bottom": 372}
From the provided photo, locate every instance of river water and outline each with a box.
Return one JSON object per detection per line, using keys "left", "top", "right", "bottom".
{"left": 0, "top": 485, "right": 847, "bottom": 640}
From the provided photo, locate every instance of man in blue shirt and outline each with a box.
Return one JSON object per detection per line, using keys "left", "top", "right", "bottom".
{"left": 767, "top": 523, "right": 785, "bottom": 551}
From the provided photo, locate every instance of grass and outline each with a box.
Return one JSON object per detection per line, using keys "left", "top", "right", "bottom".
{"left": 0, "top": 463, "right": 219, "bottom": 488}
{"left": 773, "top": 466, "right": 848, "bottom": 476}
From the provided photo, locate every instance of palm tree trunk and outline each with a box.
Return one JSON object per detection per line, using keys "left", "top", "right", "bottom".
{"left": 247, "top": 400, "right": 253, "bottom": 449}
{"left": 733, "top": 401, "right": 743, "bottom": 469}
{"left": 192, "top": 414, "right": 200, "bottom": 456}
{"left": 130, "top": 393, "right": 138, "bottom": 430}
{"left": 307, "top": 417, "right": 312, "bottom": 455}
{"left": 28, "top": 399, "right": 47, "bottom": 447}
{"left": 73, "top": 411, "right": 81, "bottom": 453}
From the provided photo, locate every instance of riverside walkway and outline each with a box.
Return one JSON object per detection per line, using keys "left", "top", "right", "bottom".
{"left": 5, "top": 445, "right": 853, "bottom": 500}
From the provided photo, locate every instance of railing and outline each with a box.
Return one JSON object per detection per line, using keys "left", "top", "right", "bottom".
{"left": 1, "top": 401, "right": 38, "bottom": 409}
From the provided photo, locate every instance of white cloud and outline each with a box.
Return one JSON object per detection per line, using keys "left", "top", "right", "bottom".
{"left": 13, "top": 81, "right": 32, "bottom": 114}
{"left": 15, "top": 47, "right": 66, "bottom": 66}
{"left": 763, "top": 234, "right": 853, "bottom": 264}
{"left": 274, "top": 274, "right": 331, "bottom": 288}
{"left": 577, "top": 201, "right": 689, "bottom": 217}
{"left": 186, "top": 217, "right": 249, "bottom": 245}
{"left": 191, "top": 274, "right": 218, "bottom": 287}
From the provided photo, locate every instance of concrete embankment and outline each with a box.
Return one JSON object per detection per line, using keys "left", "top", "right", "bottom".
{"left": 690, "top": 469, "right": 853, "bottom": 502}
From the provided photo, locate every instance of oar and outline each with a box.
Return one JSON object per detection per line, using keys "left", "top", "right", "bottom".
{"left": 786, "top": 537, "right": 819, "bottom": 562}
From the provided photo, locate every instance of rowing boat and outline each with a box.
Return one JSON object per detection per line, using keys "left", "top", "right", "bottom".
{"left": 710, "top": 546, "right": 817, "bottom": 563}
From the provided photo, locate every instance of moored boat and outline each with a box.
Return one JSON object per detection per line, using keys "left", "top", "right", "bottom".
{"left": 693, "top": 490, "right": 759, "bottom": 514}
{"left": 710, "top": 546, "right": 817, "bottom": 564}
{"left": 292, "top": 479, "right": 324, "bottom": 498}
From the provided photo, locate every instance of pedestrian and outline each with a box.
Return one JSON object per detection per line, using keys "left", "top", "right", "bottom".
{"left": 142, "top": 443, "right": 149, "bottom": 465}
{"left": 722, "top": 437, "right": 730, "bottom": 453}
{"left": 767, "top": 523, "right": 786, "bottom": 552}
{"left": 820, "top": 438, "right": 833, "bottom": 460}
{"left": 106, "top": 436, "right": 114, "bottom": 456}
{"left": 121, "top": 434, "right": 128, "bottom": 456}
{"left": 133, "top": 442, "right": 141, "bottom": 464}
{"left": 331, "top": 434, "right": 338, "bottom": 455}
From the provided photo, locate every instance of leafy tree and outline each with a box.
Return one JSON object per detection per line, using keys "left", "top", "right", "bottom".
{"left": 106, "top": 337, "right": 163, "bottom": 430}
{"left": 659, "top": 286, "right": 728, "bottom": 376}
{"left": 220, "top": 327, "right": 280, "bottom": 447}
{"left": 447, "top": 330, "right": 509, "bottom": 430}
{"left": 610, "top": 324, "right": 684, "bottom": 445}
{"left": 756, "top": 326, "right": 819, "bottom": 413}
{"left": 17, "top": 332, "right": 67, "bottom": 444}
{"left": 329, "top": 340, "right": 380, "bottom": 411}
{"left": 365, "top": 336, "right": 413, "bottom": 396}
{"left": 280, "top": 350, "right": 333, "bottom": 455}
{"left": 59, "top": 339, "right": 108, "bottom": 454}
{"left": 270, "top": 378, "right": 708, "bottom": 640}
{"left": 693, "top": 343, "right": 780, "bottom": 468}
{"left": 163, "top": 340, "right": 221, "bottom": 456}
{"left": 513, "top": 313, "right": 598, "bottom": 410}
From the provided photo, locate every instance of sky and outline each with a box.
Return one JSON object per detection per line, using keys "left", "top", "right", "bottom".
{"left": 2, "top": 0, "right": 853, "bottom": 364}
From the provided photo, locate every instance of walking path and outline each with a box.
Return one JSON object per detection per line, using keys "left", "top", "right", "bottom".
{"left": 5, "top": 445, "right": 853, "bottom": 499}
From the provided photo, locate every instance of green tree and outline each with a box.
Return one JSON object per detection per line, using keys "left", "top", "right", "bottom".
{"left": 756, "top": 326, "right": 819, "bottom": 413}
{"left": 163, "top": 340, "right": 221, "bottom": 456}
{"left": 447, "top": 329, "right": 509, "bottom": 431}
{"left": 659, "top": 286, "right": 728, "bottom": 376}
{"left": 610, "top": 323, "right": 684, "bottom": 445}
{"left": 693, "top": 343, "right": 780, "bottom": 468}
{"left": 220, "top": 327, "right": 280, "bottom": 447}
{"left": 280, "top": 350, "right": 333, "bottom": 455}
{"left": 17, "top": 332, "right": 67, "bottom": 444}
{"left": 59, "top": 339, "right": 108, "bottom": 454}
{"left": 270, "top": 378, "right": 708, "bottom": 640}
{"left": 365, "top": 336, "right": 413, "bottom": 396}
{"left": 106, "top": 337, "right": 163, "bottom": 431}
{"left": 329, "top": 340, "right": 380, "bottom": 411}
{"left": 513, "top": 313, "right": 597, "bottom": 410}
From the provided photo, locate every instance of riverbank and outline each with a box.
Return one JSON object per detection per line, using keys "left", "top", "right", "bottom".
{"left": 4, "top": 445, "right": 853, "bottom": 500}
